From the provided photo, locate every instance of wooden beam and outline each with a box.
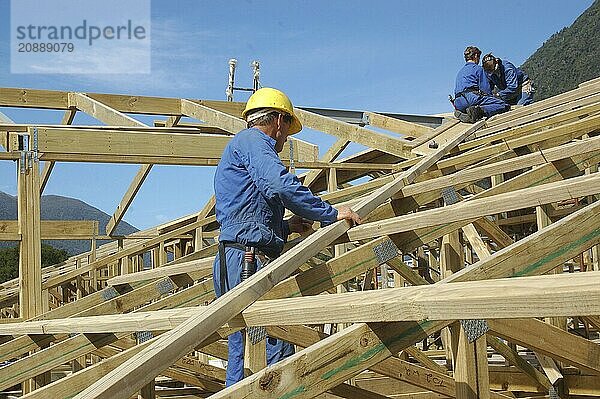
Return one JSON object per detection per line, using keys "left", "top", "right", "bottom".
{"left": 411, "top": 120, "right": 471, "bottom": 156}
{"left": 181, "top": 99, "right": 319, "bottom": 162}
{"left": 105, "top": 164, "right": 152, "bottom": 236}
{"left": 262, "top": 236, "right": 398, "bottom": 300}
{"left": 348, "top": 173, "right": 600, "bottom": 241}
{"left": 365, "top": 111, "right": 433, "bottom": 139}
{"left": 445, "top": 199, "right": 600, "bottom": 282}
{"left": 267, "top": 324, "right": 459, "bottom": 398}
{"left": 352, "top": 121, "right": 483, "bottom": 219}
{"left": 238, "top": 272, "right": 600, "bottom": 326}
{"left": 17, "top": 158, "right": 42, "bottom": 320}
{"left": 11, "top": 272, "right": 600, "bottom": 334}
{"left": 406, "top": 119, "right": 460, "bottom": 149}
{"left": 207, "top": 320, "right": 449, "bottom": 399}
{"left": 71, "top": 110, "right": 475, "bottom": 399}
{"left": 106, "top": 257, "right": 214, "bottom": 286}
{"left": 486, "top": 335, "right": 552, "bottom": 390}
{"left": 0, "top": 88, "right": 69, "bottom": 109}
{"left": 302, "top": 139, "right": 349, "bottom": 189}
{"left": 34, "top": 126, "right": 318, "bottom": 163}
{"left": 437, "top": 112, "right": 600, "bottom": 171}
{"left": 461, "top": 223, "right": 491, "bottom": 260}
{"left": 68, "top": 93, "right": 147, "bottom": 126}
{"left": 67, "top": 92, "right": 154, "bottom": 237}
{"left": 484, "top": 80, "right": 600, "bottom": 128}
{"left": 42, "top": 216, "right": 216, "bottom": 290}
{"left": 488, "top": 318, "right": 600, "bottom": 374}
{"left": 295, "top": 107, "right": 414, "bottom": 159}
{"left": 180, "top": 99, "right": 245, "bottom": 134}
{"left": 0, "top": 220, "right": 98, "bottom": 240}
{"left": 461, "top": 95, "right": 600, "bottom": 151}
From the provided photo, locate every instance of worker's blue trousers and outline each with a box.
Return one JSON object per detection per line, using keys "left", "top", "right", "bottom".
{"left": 454, "top": 92, "right": 509, "bottom": 117}
{"left": 213, "top": 246, "right": 295, "bottom": 386}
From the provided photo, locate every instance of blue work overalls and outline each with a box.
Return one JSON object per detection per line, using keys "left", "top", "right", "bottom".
{"left": 454, "top": 62, "right": 510, "bottom": 117}
{"left": 213, "top": 127, "right": 338, "bottom": 386}
{"left": 486, "top": 59, "right": 534, "bottom": 106}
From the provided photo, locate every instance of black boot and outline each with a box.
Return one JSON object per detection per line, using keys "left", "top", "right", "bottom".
{"left": 466, "top": 106, "right": 485, "bottom": 122}
{"left": 454, "top": 109, "right": 472, "bottom": 123}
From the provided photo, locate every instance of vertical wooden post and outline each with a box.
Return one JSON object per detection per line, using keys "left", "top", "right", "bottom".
{"left": 18, "top": 156, "right": 42, "bottom": 319}
{"left": 158, "top": 241, "right": 167, "bottom": 266}
{"left": 585, "top": 155, "right": 600, "bottom": 271}
{"left": 138, "top": 380, "right": 155, "bottom": 399}
{"left": 195, "top": 227, "right": 204, "bottom": 251}
{"left": 18, "top": 150, "right": 48, "bottom": 392}
{"left": 536, "top": 204, "right": 565, "bottom": 390}
{"left": 440, "top": 231, "right": 462, "bottom": 369}
{"left": 451, "top": 322, "right": 478, "bottom": 399}
{"left": 443, "top": 229, "right": 490, "bottom": 398}
{"left": 244, "top": 335, "right": 266, "bottom": 374}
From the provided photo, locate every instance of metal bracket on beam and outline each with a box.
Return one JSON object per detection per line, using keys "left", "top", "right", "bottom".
{"left": 101, "top": 286, "right": 120, "bottom": 301}
{"left": 373, "top": 239, "right": 399, "bottom": 265}
{"left": 441, "top": 186, "right": 460, "bottom": 206}
{"left": 136, "top": 331, "right": 154, "bottom": 344}
{"left": 19, "top": 134, "right": 30, "bottom": 174}
{"left": 460, "top": 319, "right": 489, "bottom": 342}
{"left": 156, "top": 278, "right": 175, "bottom": 295}
{"left": 549, "top": 386, "right": 560, "bottom": 399}
{"left": 247, "top": 326, "right": 267, "bottom": 345}
{"left": 32, "top": 127, "right": 39, "bottom": 163}
{"left": 19, "top": 150, "right": 26, "bottom": 174}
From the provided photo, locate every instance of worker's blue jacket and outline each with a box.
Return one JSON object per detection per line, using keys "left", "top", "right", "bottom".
{"left": 454, "top": 62, "right": 493, "bottom": 98}
{"left": 214, "top": 127, "right": 338, "bottom": 257}
{"left": 454, "top": 62, "right": 509, "bottom": 117}
{"left": 214, "top": 127, "right": 339, "bottom": 386}
{"left": 485, "top": 59, "right": 529, "bottom": 103}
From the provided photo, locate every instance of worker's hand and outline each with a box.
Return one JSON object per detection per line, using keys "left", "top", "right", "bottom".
{"left": 336, "top": 205, "right": 361, "bottom": 226}
{"left": 288, "top": 215, "right": 314, "bottom": 234}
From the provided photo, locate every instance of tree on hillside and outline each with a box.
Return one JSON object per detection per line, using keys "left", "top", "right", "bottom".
{"left": 521, "top": 0, "right": 600, "bottom": 100}
{"left": 0, "top": 244, "right": 69, "bottom": 283}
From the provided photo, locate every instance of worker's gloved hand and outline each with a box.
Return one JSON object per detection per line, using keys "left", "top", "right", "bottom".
{"left": 288, "top": 215, "right": 314, "bottom": 234}
{"left": 335, "top": 205, "right": 361, "bottom": 226}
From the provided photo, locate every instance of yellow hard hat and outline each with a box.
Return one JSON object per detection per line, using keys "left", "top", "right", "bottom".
{"left": 242, "top": 87, "right": 303, "bottom": 134}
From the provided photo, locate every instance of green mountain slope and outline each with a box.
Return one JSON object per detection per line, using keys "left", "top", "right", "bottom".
{"left": 0, "top": 191, "right": 138, "bottom": 255}
{"left": 521, "top": 0, "right": 600, "bottom": 100}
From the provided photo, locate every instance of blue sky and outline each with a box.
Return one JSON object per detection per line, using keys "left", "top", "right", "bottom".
{"left": 0, "top": 0, "right": 594, "bottom": 231}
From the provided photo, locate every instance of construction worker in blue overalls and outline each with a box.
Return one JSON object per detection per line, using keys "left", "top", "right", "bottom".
{"left": 452, "top": 46, "right": 510, "bottom": 123}
{"left": 212, "top": 87, "right": 361, "bottom": 386}
{"left": 482, "top": 53, "right": 535, "bottom": 106}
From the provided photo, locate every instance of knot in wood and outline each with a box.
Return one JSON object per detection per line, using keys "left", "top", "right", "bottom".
{"left": 259, "top": 370, "right": 281, "bottom": 392}
{"left": 359, "top": 334, "right": 371, "bottom": 347}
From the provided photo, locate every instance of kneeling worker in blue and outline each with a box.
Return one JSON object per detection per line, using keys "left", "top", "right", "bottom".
{"left": 482, "top": 53, "right": 535, "bottom": 106}
{"left": 212, "top": 87, "right": 361, "bottom": 386}
{"left": 453, "top": 46, "right": 510, "bottom": 123}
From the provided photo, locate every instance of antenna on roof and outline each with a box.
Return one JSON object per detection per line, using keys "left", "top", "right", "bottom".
{"left": 226, "top": 59, "right": 261, "bottom": 102}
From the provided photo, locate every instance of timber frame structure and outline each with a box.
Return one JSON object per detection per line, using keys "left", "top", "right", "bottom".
{"left": 0, "top": 77, "right": 599, "bottom": 399}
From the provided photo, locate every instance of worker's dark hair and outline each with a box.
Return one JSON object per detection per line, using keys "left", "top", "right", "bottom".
{"left": 464, "top": 46, "right": 481, "bottom": 62}
{"left": 482, "top": 53, "right": 497, "bottom": 72}
{"left": 247, "top": 108, "right": 279, "bottom": 129}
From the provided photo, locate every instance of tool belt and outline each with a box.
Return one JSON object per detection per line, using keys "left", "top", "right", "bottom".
{"left": 455, "top": 87, "right": 487, "bottom": 98}
{"left": 218, "top": 241, "right": 271, "bottom": 294}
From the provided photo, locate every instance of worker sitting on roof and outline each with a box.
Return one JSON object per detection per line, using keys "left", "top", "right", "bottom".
{"left": 482, "top": 53, "right": 535, "bottom": 106}
{"left": 453, "top": 46, "right": 510, "bottom": 123}
{"left": 212, "top": 87, "right": 361, "bottom": 386}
